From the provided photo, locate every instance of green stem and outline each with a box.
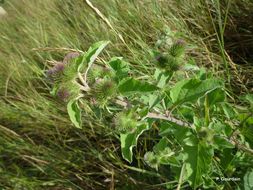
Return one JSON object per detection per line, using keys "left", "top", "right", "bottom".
{"left": 176, "top": 163, "right": 186, "bottom": 190}
{"left": 204, "top": 95, "right": 210, "bottom": 127}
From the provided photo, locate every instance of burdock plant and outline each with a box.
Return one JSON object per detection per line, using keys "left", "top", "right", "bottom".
{"left": 114, "top": 109, "right": 138, "bottom": 133}
{"left": 154, "top": 39, "right": 186, "bottom": 72}
{"left": 46, "top": 40, "right": 253, "bottom": 190}
{"left": 91, "top": 79, "right": 117, "bottom": 107}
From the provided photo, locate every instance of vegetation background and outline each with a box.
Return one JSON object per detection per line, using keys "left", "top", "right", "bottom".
{"left": 0, "top": 0, "right": 253, "bottom": 189}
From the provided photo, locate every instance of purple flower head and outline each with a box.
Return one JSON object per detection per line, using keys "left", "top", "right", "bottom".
{"left": 155, "top": 54, "right": 163, "bottom": 61}
{"left": 175, "top": 39, "right": 186, "bottom": 46}
{"left": 46, "top": 68, "right": 57, "bottom": 82}
{"left": 57, "top": 88, "right": 71, "bottom": 102}
{"left": 154, "top": 53, "right": 168, "bottom": 68}
{"left": 46, "top": 68, "right": 55, "bottom": 77}
{"left": 53, "top": 62, "right": 65, "bottom": 72}
{"left": 63, "top": 52, "right": 80, "bottom": 64}
{"left": 46, "top": 62, "right": 65, "bottom": 80}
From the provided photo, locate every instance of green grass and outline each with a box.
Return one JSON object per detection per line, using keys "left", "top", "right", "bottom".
{"left": 0, "top": 0, "right": 253, "bottom": 189}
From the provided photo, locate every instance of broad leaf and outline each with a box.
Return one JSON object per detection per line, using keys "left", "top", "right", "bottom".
{"left": 107, "top": 57, "right": 129, "bottom": 81}
{"left": 145, "top": 137, "right": 180, "bottom": 169}
{"left": 153, "top": 137, "right": 169, "bottom": 153}
{"left": 159, "top": 122, "right": 193, "bottom": 142}
{"left": 148, "top": 93, "right": 162, "bottom": 109}
{"left": 213, "top": 136, "right": 234, "bottom": 149}
{"left": 245, "top": 94, "right": 253, "bottom": 106}
{"left": 221, "top": 102, "right": 237, "bottom": 119}
{"left": 107, "top": 57, "right": 129, "bottom": 72}
{"left": 77, "top": 41, "right": 110, "bottom": 72}
{"left": 243, "top": 169, "right": 253, "bottom": 190}
{"left": 154, "top": 69, "right": 172, "bottom": 88}
{"left": 67, "top": 99, "right": 82, "bottom": 129}
{"left": 184, "top": 143, "right": 213, "bottom": 189}
{"left": 206, "top": 88, "right": 225, "bottom": 107}
{"left": 170, "top": 78, "right": 223, "bottom": 105}
{"left": 118, "top": 77, "right": 158, "bottom": 95}
{"left": 121, "top": 124, "right": 149, "bottom": 163}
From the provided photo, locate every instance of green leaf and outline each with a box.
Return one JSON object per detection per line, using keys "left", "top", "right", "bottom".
{"left": 243, "top": 169, "right": 253, "bottom": 190}
{"left": 144, "top": 151, "right": 159, "bottom": 169}
{"left": 245, "top": 94, "right": 253, "bottom": 105}
{"left": 118, "top": 77, "right": 158, "bottom": 95}
{"left": 209, "top": 121, "right": 233, "bottom": 136}
{"left": 159, "top": 122, "right": 192, "bottom": 140}
{"left": 184, "top": 143, "right": 213, "bottom": 189}
{"left": 221, "top": 102, "right": 237, "bottom": 119}
{"left": 120, "top": 124, "right": 149, "bottom": 163}
{"left": 154, "top": 138, "right": 180, "bottom": 167}
{"left": 213, "top": 136, "right": 234, "bottom": 149}
{"left": 153, "top": 137, "right": 169, "bottom": 153}
{"left": 107, "top": 57, "right": 129, "bottom": 72}
{"left": 170, "top": 78, "right": 223, "bottom": 105}
{"left": 183, "top": 135, "right": 199, "bottom": 146}
{"left": 154, "top": 69, "right": 173, "bottom": 88}
{"left": 206, "top": 88, "right": 225, "bottom": 107}
{"left": 159, "top": 150, "right": 180, "bottom": 167}
{"left": 77, "top": 41, "right": 110, "bottom": 72}
{"left": 183, "top": 63, "right": 200, "bottom": 71}
{"left": 220, "top": 149, "right": 235, "bottom": 171}
{"left": 67, "top": 99, "right": 82, "bottom": 129}
{"left": 107, "top": 57, "right": 129, "bottom": 81}
{"left": 148, "top": 93, "right": 162, "bottom": 109}
{"left": 145, "top": 137, "right": 180, "bottom": 168}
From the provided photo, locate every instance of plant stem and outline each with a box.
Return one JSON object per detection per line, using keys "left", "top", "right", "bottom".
{"left": 176, "top": 163, "right": 186, "bottom": 190}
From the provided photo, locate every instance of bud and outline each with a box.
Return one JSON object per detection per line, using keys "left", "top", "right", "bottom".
{"left": 167, "top": 55, "right": 181, "bottom": 71}
{"left": 198, "top": 128, "right": 214, "bottom": 143}
{"left": 56, "top": 82, "right": 81, "bottom": 102}
{"left": 46, "top": 62, "right": 66, "bottom": 82}
{"left": 114, "top": 110, "right": 138, "bottom": 133}
{"left": 144, "top": 152, "right": 159, "bottom": 170}
{"left": 169, "top": 39, "right": 186, "bottom": 57}
{"left": 92, "top": 79, "right": 117, "bottom": 106}
{"left": 54, "top": 62, "right": 65, "bottom": 72}
{"left": 154, "top": 53, "right": 168, "bottom": 69}
{"left": 63, "top": 52, "right": 80, "bottom": 64}
{"left": 57, "top": 88, "right": 71, "bottom": 102}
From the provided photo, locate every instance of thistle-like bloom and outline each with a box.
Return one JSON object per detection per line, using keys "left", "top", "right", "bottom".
{"left": 92, "top": 79, "right": 117, "bottom": 106}
{"left": 63, "top": 52, "right": 80, "bottom": 64}
{"left": 114, "top": 110, "right": 137, "bottom": 133}
{"left": 57, "top": 88, "right": 71, "bottom": 102}
{"left": 175, "top": 39, "right": 186, "bottom": 46}
{"left": 155, "top": 53, "right": 168, "bottom": 69}
{"left": 46, "top": 62, "right": 65, "bottom": 82}
{"left": 54, "top": 62, "right": 65, "bottom": 72}
{"left": 170, "top": 39, "right": 186, "bottom": 57}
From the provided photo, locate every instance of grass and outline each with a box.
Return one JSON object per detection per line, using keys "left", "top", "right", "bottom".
{"left": 0, "top": 0, "right": 253, "bottom": 189}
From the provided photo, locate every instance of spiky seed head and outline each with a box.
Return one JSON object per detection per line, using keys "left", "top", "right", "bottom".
{"left": 169, "top": 39, "right": 186, "bottom": 57}
{"left": 198, "top": 128, "right": 214, "bottom": 143}
{"left": 57, "top": 88, "right": 71, "bottom": 102}
{"left": 54, "top": 62, "right": 65, "bottom": 72}
{"left": 57, "top": 81, "right": 81, "bottom": 102}
{"left": 155, "top": 53, "right": 168, "bottom": 69}
{"left": 166, "top": 55, "right": 181, "bottom": 71}
{"left": 87, "top": 65, "right": 109, "bottom": 83}
{"left": 63, "top": 52, "right": 80, "bottom": 64}
{"left": 92, "top": 79, "right": 117, "bottom": 106}
{"left": 114, "top": 110, "right": 138, "bottom": 133}
{"left": 144, "top": 152, "right": 159, "bottom": 170}
{"left": 46, "top": 62, "right": 66, "bottom": 82}
{"left": 62, "top": 62, "right": 78, "bottom": 82}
